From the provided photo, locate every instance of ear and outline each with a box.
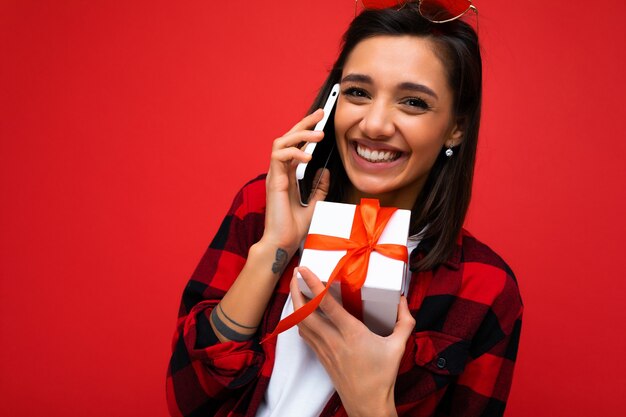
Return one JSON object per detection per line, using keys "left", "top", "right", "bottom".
{"left": 446, "top": 117, "right": 465, "bottom": 148}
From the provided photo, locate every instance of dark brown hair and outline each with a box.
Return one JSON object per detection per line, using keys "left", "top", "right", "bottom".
{"left": 301, "top": 4, "right": 482, "bottom": 271}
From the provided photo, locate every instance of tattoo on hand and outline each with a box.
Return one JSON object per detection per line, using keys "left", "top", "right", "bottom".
{"left": 271, "top": 248, "right": 288, "bottom": 274}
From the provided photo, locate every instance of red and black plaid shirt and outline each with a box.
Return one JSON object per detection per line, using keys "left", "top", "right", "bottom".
{"left": 166, "top": 175, "right": 523, "bottom": 417}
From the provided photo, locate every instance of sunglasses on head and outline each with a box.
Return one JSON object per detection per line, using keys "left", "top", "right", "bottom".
{"left": 355, "top": 0, "right": 477, "bottom": 23}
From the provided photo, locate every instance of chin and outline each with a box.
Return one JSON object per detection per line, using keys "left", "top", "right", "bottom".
{"left": 345, "top": 169, "right": 423, "bottom": 209}
{"left": 349, "top": 175, "right": 402, "bottom": 198}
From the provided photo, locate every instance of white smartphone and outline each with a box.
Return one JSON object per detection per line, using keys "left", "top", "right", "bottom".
{"left": 296, "top": 83, "right": 340, "bottom": 181}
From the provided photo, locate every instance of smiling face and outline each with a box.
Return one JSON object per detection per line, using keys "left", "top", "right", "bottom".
{"left": 334, "top": 35, "right": 463, "bottom": 209}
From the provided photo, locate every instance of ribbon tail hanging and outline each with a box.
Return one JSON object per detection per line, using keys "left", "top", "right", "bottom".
{"left": 262, "top": 253, "right": 353, "bottom": 343}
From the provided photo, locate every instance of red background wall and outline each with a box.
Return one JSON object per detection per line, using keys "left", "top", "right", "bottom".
{"left": 1, "top": 1, "right": 625, "bottom": 416}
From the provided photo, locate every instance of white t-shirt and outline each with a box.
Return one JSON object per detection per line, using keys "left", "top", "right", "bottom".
{"left": 256, "top": 238, "right": 420, "bottom": 417}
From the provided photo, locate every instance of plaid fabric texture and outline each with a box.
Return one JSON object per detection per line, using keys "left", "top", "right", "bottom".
{"left": 166, "top": 174, "right": 523, "bottom": 417}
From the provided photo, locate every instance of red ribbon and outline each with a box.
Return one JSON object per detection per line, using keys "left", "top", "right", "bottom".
{"left": 263, "top": 199, "right": 408, "bottom": 342}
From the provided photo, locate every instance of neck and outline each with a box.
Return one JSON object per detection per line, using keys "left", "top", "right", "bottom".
{"left": 345, "top": 185, "right": 420, "bottom": 210}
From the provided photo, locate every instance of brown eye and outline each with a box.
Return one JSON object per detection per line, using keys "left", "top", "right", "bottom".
{"left": 404, "top": 97, "right": 430, "bottom": 110}
{"left": 343, "top": 87, "right": 369, "bottom": 99}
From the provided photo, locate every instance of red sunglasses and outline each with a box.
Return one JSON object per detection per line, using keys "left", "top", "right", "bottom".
{"left": 356, "top": 0, "right": 477, "bottom": 23}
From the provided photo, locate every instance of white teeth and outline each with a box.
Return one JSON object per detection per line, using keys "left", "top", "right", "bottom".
{"left": 356, "top": 144, "right": 400, "bottom": 163}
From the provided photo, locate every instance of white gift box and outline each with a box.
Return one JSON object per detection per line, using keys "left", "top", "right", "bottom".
{"left": 297, "top": 200, "right": 411, "bottom": 336}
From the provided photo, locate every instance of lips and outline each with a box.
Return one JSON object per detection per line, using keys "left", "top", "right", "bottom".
{"left": 354, "top": 142, "right": 402, "bottom": 163}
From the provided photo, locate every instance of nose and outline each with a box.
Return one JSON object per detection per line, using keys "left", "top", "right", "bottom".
{"left": 359, "top": 100, "right": 395, "bottom": 140}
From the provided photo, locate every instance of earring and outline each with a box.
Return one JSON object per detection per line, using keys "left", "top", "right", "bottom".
{"left": 445, "top": 145, "right": 454, "bottom": 157}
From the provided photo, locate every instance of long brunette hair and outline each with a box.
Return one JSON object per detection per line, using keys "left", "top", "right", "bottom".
{"left": 301, "top": 4, "right": 482, "bottom": 271}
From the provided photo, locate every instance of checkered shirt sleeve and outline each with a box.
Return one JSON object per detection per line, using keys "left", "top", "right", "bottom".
{"left": 166, "top": 175, "right": 269, "bottom": 417}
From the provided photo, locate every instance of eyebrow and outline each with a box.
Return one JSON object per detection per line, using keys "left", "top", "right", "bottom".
{"left": 340, "top": 73, "right": 439, "bottom": 99}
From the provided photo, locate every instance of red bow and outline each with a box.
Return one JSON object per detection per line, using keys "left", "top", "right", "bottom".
{"left": 263, "top": 199, "right": 408, "bottom": 342}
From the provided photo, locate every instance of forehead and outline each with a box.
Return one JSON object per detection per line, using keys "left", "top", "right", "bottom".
{"left": 342, "top": 35, "right": 451, "bottom": 96}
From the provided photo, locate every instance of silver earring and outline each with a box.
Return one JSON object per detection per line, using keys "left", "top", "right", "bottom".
{"left": 445, "top": 146, "right": 454, "bottom": 157}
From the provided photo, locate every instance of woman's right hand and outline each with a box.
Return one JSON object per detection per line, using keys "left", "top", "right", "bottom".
{"left": 206, "top": 110, "right": 332, "bottom": 343}
{"left": 261, "top": 109, "right": 331, "bottom": 257}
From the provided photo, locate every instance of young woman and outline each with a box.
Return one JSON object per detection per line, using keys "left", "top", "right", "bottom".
{"left": 167, "top": 2, "right": 523, "bottom": 416}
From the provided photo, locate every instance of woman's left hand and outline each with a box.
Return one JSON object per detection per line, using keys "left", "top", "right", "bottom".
{"left": 291, "top": 267, "right": 416, "bottom": 417}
